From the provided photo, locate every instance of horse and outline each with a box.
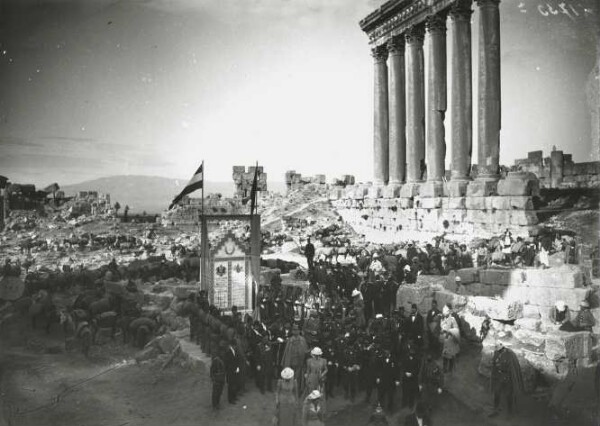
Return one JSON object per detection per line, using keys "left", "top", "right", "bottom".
{"left": 89, "top": 297, "right": 113, "bottom": 317}
{"left": 60, "top": 310, "right": 92, "bottom": 357}
{"left": 91, "top": 311, "right": 119, "bottom": 343}
{"left": 29, "top": 291, "right": 61, "bottom": 333}
{"left": 129, "top": 317, "right": 156, "bottom": 348}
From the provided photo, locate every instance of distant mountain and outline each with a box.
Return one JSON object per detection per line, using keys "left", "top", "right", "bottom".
{"left": 61, "top": 175, "right": 286, "bottom": 214}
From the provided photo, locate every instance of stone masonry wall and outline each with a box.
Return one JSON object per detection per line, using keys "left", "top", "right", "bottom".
{"left": 514, "top": 149, "right": 600, "bottom": 189}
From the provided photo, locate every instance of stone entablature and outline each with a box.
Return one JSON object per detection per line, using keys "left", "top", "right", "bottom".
{"left": 514, "top": 149, "right": 600, "bottom": 189}
{"left": 360, "top": 0, "right": 457, "bottom": 47}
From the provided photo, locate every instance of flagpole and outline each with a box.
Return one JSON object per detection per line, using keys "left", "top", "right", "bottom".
{"left": 201, "top": 160, "right": 205, "bottom": 292}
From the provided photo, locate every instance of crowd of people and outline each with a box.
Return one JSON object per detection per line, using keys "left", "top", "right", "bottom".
{"left": 186, "top": 227, "right": 600, "bottom": 425}
{"left": 190, "top": 251, "right": 472, "bottom": 424}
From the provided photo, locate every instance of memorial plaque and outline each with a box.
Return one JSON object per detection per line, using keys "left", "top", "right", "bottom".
{"left": 213, "top": 260, "right": 229, "bottom": 309}
{"left": 210, "top": 232, "right": 250, "bottom": 310}
{"left": 231, "top": 260, "right": 246, "bottom": 308}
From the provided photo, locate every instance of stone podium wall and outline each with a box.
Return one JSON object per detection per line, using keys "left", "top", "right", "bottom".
{"left": 331, "top": 176, "right": 540, "bottom": 244}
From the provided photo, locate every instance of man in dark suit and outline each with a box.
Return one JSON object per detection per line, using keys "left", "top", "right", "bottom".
{"left": 304, "top": 237, "right": 315, "bottom": 271}
{"left": 405, "top": 304, "right": 425, "bottom": 351}
{"left": 223, "top": 339, "right": 241, "bottom": 404}
{"left": 402, "top": 344, "right": 421, "bottom": 410}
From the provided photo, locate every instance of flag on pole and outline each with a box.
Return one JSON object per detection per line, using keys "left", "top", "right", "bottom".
{"left": 249, "top": 163, "right": 259, "bottom": 215}
{"left": 169, "top": 162, "right": 203, "bottom": 210}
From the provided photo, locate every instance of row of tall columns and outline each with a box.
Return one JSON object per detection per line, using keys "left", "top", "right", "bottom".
{"left": 370, "top": 0, "right": 502, "bottom": 196}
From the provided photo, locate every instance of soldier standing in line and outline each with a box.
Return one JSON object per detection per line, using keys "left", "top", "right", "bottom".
{"left": 255, "top": 335, "right": 275, "bottom": 394}
{"left": 210, "top": 348, "right": 227, "bottom": 410}
{"left": 342, "top": 345, "right": 360, "bottom": 402}
{"left": 375, "top": 349, "right": 399, "bottom": 413}
{"left": 363, "top": 345, "right": 379, "bottom": 404}
{"left": 401, "top": 344, "right": 420, "bottom": 410}
{"left": 419, "top": 355, "right": 444, "bottom": 411}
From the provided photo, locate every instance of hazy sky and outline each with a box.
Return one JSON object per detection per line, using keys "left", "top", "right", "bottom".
{"left": 0, "top": 0, "right": 597, "bottom": 186}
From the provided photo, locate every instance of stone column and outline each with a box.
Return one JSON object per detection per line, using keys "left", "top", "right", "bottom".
{"left": 448, "top": 0, "right": 473, "bottom": 197}
{"left": 421, "top": 13, "right": 447, "bottom": 198}
{"left": 401, "top": 24, "right": 426, "bottom": 198}
{"left": 387, "top": 36, "right": 407, "bottom": 196}
{"left": 372, "top": 45, "right": 389, "bottom": 189}
{"left": 469, "top": 0, "right": 501, "bottom": 196}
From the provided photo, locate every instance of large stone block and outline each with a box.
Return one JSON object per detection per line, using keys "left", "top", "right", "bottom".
{"left": 397, "top": 284, "right": 435, "bottom": 313}
{"left": 417, "top": 197, "right": 443, "bottom": 209}
{"left": 467, "top": 179, "right": 498, "bottom": 197}
{"left": 504, "top": 285, "right": 590, "bottom": 309}
{"left": 522, "top": 304, "right": 541, "bottom": 319}
{"left": 447, "top": 197, "right": 466, "bottom": 209}
{"left": 521, "top": 266, "right": 584, "bottom": 289}
{"left": 465, "top": 196, "right": 486, "bottom": 210}
{"left": 399, "top": 198, "right": 414, "bottom": 208}
{"left": 490, "top": 196, "right": 510, "bottom": 210}
{"left": 467, "top": 296, "right": 523, "bottom": 320}
{"left": 479, "top": 268, "right": 515, "bottom": 286}
{"left": 419, "top": 181, "right": 445, "bottom": 198}
{"left": 497, "top": 172, "right": 540, "bottom": 197}
{"left": 433, "top": 289, "right": 468, "bottom": 310}
{"left": 544, "top": 331, "right": 592, "bottom": 360}
{"left": 514, "top": 317, "right": 542, "bottom": 332}
{"left": 509, "top": 210, "right": 539, "bottom": 226}
{"left": 455, "top": 268, "right": 480, "bottom": 284}
{"left": 446, "top": 180, "right": 470, "bottom": 197}
{"left": 399, "top": 182, "right": 420, "bottom": 198}
{"left": 513, "top": 328, "right": 545, "bottom": 348}
{"left": 383, "top": 184, "right": 402, "bottom": 198}
{"left": 509, "top": 196, "right": 534, "bottom": 210}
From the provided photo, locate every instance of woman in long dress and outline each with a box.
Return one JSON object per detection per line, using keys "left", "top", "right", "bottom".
{"left": 302, "top": 390, "right": 325, "bottom": 426}
{"left": 304, "top": 347, "right": 327, "bottom": 396}
{"left": 276, "top": 367, "right": 299, "bottom": 426}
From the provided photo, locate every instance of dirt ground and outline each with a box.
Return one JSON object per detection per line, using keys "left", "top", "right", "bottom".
{"left": 0, "top": 325, "right": 497, "bottom": 426}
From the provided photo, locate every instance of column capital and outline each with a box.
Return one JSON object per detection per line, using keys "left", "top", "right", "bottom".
{"left": 426, "top": 13, "right": 447, "bottom": 34}
{"left": 387, "top": 36, "right": 405, "bottom": 55}
{"left": 475, "top": 0, "right": 500, "bottom": 8}
{"left": 405, "top": 24, "right": 425, "bottom": 45}
{"left": 450, "top": 0, "right": 473, "bottom": 20}
{"left": 371, "top": 45, "right": 388, "bottom": 63}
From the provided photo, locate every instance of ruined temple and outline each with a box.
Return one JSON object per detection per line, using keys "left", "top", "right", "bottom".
{"left": 331, "top": 0, "right": 542, "bottom": 243}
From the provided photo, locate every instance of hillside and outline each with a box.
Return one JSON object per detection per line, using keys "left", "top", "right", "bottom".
{"left": 61, "top": 175, "right": 286, "bottom": 214}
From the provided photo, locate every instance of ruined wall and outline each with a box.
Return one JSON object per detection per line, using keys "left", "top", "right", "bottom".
{"left": 514, "top": 149, "right": 600, "bottom": 189}
{"left": 285, "top": 171, "right": 354, "bottom": 193}
{"left": 232, "top": 166, "right": 267, "bottom": 198}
